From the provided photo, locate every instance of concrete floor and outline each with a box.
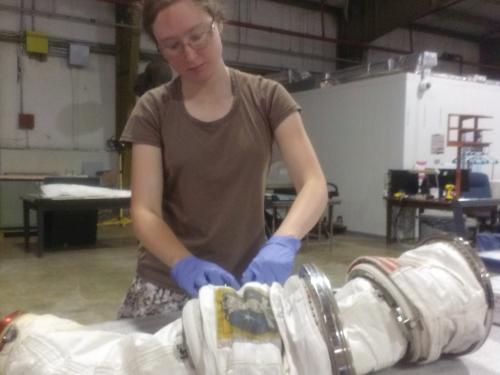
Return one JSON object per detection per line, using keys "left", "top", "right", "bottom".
{"left": 0, "top": 225, "right": 401, "bottom": 325}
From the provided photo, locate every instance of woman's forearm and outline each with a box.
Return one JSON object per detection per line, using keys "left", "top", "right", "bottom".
{"left": 131, "top": 206, "right": 191, "bottom": 267}
{"left": 274, "top": 176, "right": 328, "bottom": 239}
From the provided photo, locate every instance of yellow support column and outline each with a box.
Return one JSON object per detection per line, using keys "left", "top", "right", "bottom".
{"left": 116, "top": 4, "right": 141, "bottom": 190}
{"left": 108, "top": 3, "right": 141, "bottom": 226}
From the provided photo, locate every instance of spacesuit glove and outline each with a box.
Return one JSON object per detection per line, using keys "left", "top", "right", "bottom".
{"left": 171, "top": 256, "right": 240, "bottom": 297}
{"left": 241, "top": 235, "right": 301, "bottom": 285}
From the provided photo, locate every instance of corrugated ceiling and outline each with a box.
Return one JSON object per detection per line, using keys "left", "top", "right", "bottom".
{"left": 298, "top": 0, "right": 500, "bottom": 40}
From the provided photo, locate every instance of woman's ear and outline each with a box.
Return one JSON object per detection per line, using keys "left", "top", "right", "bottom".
{"left": 217, "top": 21, "right": 223, "bottom": 34}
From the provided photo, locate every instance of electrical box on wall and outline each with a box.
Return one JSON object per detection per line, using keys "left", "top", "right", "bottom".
{"left": 18, "top": 113, "right": 35, "bottom": 130}
{"left": 69, "top": 44, "right": 90, "bottom": 67}
{"left": 25, "top": 31, "right": 49, "bottom": 54}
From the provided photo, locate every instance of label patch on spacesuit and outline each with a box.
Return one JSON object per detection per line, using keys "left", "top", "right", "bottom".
{"left": 215, "top": 287, "right": 279, "bottom": 345}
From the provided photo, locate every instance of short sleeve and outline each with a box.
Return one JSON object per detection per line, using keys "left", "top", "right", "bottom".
{"left": 120, "top": 90, "right": 162, "bottom": 147}
{"left": 265, "top": 81, "right": 302, "bottom": 132}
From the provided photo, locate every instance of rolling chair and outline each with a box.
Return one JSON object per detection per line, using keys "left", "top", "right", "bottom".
{"left": 419, "top": 172, "right": 494, "bottom": 241}
{"left": 461, "top": 172, "right": 495, "bottom": 232}
{"left": 461, "top": 172, "right": 491, "bottom": 199}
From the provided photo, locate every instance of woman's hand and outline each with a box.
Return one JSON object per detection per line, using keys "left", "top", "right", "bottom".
{"left": 241, "top": 235, "right": 301, "bottom": 285}
{"left": 171, "top": 256, "right": 240, "bottom": 297}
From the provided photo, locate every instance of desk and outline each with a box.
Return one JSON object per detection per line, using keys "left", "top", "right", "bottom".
{"left": 22, "top": 195, "right": 131, "bottom": 257}
{"left": 266, "top": 197, "right": 341, "bottom": 243}
{"left": 385, "top": 197, "right": 500, "bottom": 245}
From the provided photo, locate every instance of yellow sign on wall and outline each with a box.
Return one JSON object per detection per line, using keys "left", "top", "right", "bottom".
{"left": 26, "top": 31, "right": 49, "bottom": 54}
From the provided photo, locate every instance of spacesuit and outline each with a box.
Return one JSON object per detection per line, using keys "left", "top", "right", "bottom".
{"left": 0, "top": 239, "right": 494, "bottom": 375}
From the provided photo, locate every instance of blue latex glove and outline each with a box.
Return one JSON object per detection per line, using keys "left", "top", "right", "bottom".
{"left": 241, "top": 235, "right": 301, "bottom": 285}
{"left": 171, "top": 256, "right": 240, "bottom": 297}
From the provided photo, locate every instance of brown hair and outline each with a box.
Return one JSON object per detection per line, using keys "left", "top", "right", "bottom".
{"left": 142, "top": 0, "right": 225, "bottom": 42}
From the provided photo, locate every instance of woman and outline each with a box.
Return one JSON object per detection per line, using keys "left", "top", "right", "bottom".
{"left": 118, "top": 0, "right": 327, "bottom": 318}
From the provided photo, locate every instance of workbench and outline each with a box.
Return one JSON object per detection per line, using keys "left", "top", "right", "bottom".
{"left": 22, "top": 194, "right": 131, "bottom": 257}
{"left": 385, "top": 196, "right": 500, "bottom": 244}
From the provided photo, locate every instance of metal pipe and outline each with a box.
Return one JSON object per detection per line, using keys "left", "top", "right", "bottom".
{"left": 0, "top": 29, "right": 350, "bottom": 66}
{"left": 0, "top": 4, "right": 139, "bottom": 30}
{"left": 96, "top": 0, "right": 139, "bottom": 5}
{"left": 416, "top": 0, "right": 466, "bottom": 20}
{"left": 321, "top": 0, "right": 326, "bottom": 38}
{"left": 0, "top": 145, "right": 112, "bottom": 152}
{"left": 1, "top": 2, "right": 410, "bottom": 55}
{"left": 225, "top": 20, "right": 414, "bottom": 55}
{"left": 3, "top": 2, "right": 500, "bottom": 72}
{"left": 0, "top": 1, "right": 473, "bottom": 60}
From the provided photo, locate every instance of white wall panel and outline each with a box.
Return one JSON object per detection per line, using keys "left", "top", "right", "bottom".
{"left": 0, "top": 43, "right": 20, "bottom": 147}
{"left": 294, "top": 72, "right": 500, "bottom": 236}
{"left": 220, "top": 0, "right": 337, "bottom": 72}
{"left": 0, "top": 45, "right": 116, "bottom": 175}
{"left": 35, "top": 0, "right": 114, "bottom": 21}
{"left": 403, "top": 73, "right": 500, "bottom": 179}
{"left": 293, "top": 75, "right": 407, "bottom": 236}
{"left": 0, "top": 0, "right": 115, "bottom": 44}
{"left": 0, "top": 0, "right": 117, "bottom": 176}
{"left": 0, "top": 9, "right": 21, "bottom": 31}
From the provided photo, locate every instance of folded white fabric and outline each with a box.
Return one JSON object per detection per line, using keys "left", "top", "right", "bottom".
{"left": 184, "top": 283, "right": 284, "bottom": 375}
{"left": 335, "top": 277, "right": 407, "bottom": 375}
{"left": 1, "top": 284, "right": 287, "bottom": 375}
{"left": 395, "top": 242, "right": 487, "bottom": 360}
{"left": 269, "top": 276, "right": 331, "bottom": 375}
{"left": 0, "top": 314, "right": 193, "bottom": 374}
{"left": 41, "top": 184, "right": 131, "bottom": 198}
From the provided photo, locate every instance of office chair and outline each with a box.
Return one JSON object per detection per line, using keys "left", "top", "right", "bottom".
{"left": 461, "top": 172, "right": 494, "bottom": 232}
{"left": 461, "top": 172, "right": 491, "bottom": 199}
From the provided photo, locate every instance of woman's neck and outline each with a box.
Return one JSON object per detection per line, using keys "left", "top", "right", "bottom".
{"left": 181, "top": 64, "right": 232, "bottom": 103}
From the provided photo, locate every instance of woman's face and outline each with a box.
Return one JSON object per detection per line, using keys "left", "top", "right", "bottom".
{"left": 152, "top": 0, "right": 224, "bottom": 83}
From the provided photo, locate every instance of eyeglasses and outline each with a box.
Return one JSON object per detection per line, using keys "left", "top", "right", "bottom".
{"left": 158, "top": 20, "right": 216, "bottom": 57}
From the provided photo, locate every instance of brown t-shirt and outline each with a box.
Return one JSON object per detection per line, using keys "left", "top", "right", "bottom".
{"left": 121, "top": 68, "right": 301, "bottom": 291}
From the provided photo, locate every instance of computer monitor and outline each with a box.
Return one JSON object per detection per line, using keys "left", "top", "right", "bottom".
{"left": 438, "top": 169, "right": 470, "bottom": 197}
{"left": 388, "top": 170, "right": 419, "bottom": 196}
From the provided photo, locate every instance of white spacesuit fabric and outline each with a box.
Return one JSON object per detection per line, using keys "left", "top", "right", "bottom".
{"left": 335, "top": 277, "right": 407, "bottom": 375}
{"left": 344, "top": 240, "right": 489, "bottom": 373}
{"left": 269, "top": 276, "right": 332, "bottom": 375}
{"left": 0, "top": 240, "right": 492, "bottom": 375}
{"left": 0, "top": 283, "right": 289, "bottom": 375}
{"left": 394, "top": 242, "right": 487, "bottom": 361}
{"left": 183, "top": 282, "right": 284, "bottom": 375}
{"left": 0, "top": 313, "right": 193, "bottom": 375}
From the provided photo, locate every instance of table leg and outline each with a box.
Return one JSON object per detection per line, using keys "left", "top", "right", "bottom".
{"left": 386, "top": 201, "right": 393, "bottom": 245}
{"left": 452, "top": 201, "right": 467, "bottom": 238}
{"left": 317, "top": 212, "right": 321, "bottom": 240}
{"left": 36, "top": 208, "right": 45, "bottom": 257}
{"left": 272, "top": 206, "right": 277, "bottom": 234}
{"left": 328, "top": 202, "right": 334, "bottom": 239}
{"left": 23, "top": 201, "right": 30, "bottom": 252}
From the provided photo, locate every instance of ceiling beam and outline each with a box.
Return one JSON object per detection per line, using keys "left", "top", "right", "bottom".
{"left": 480, "top": 37, "right": 500, "bottom": 79}
{"left": 410, "top": 23, "right": 482, "bottom": 42}
{"left": 339, "top": 0, "right": 465, "bottom": 43}
{"left": 337, "top": 0, "right": 465, "bottom": 68}
{"left": 264, "top": 0, "right": 340, "bottom": 13}
{"left": 433, "top": 8, "right": 500, "bottom": 30}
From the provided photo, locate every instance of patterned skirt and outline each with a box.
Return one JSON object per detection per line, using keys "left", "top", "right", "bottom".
{"left": 117, "top": 276, "right": 189, "bottom": 319}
